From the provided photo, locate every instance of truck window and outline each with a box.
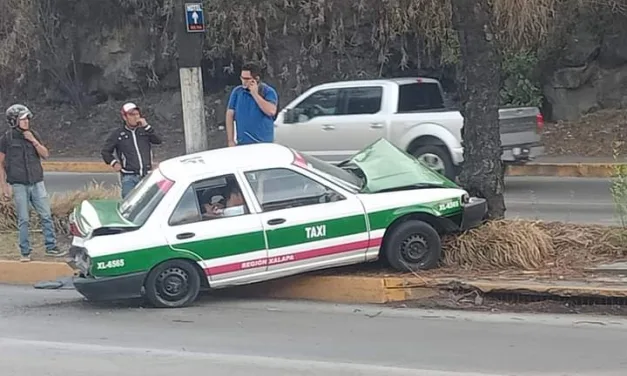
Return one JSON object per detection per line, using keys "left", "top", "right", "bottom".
{"left": 293, "top": 88, "right": 340, "bottom": 120}
{"left": 341, "top": 86, "right": 382, "bottom": 115}
{"left": 397, "top": 82, "right": 445, "bottom": 112}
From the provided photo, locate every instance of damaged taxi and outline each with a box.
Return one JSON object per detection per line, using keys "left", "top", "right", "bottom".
{"left": 66, "top": 138, "right": 487, "bottom": 308}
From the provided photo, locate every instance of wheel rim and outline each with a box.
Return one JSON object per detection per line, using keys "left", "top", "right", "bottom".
{"left": 400, "top": 234, "right": 430, "bottom": 266}
{"left": 155, "top": 267, "right": 190, "bottom": 302}
{"left": 417, "top": 153, "right": 446, "bottom": 175}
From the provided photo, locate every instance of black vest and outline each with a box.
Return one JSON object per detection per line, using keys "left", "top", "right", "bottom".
{"left": 4, "top": 129, "right": 44, "bottom": 185}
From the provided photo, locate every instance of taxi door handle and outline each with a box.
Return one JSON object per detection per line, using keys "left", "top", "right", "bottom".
{"left": 322, "top": 124, "right": 335, "bottom": 130}
{"left": 267, "top": 218, "right": 286, "bottom": 225}
{"left": 176, "top": 232, "right": 195, "bottom": 240}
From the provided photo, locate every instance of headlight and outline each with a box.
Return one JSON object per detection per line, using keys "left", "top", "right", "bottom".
{"left": 461, "top": 193, "right": 470, "bottom": 204}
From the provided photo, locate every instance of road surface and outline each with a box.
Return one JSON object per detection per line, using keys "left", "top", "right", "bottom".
{"left": 0, "top": 284, "right": 626, "bottom": 375}
{"left": 43, "top": 172, "right": 620, "bottom": 225}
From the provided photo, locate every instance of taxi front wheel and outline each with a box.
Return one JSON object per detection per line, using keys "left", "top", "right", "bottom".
{"left": 144, "top": 259, "right": 202, "bottom": 308}
{"left": 383, "top": 220, "right": 442, "bottom": 272}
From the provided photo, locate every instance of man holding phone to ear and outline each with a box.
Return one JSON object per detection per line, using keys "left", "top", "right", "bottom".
{"left": 225, "top": 61, "right": 279, "bottom": 147}
{"left": 101, "top": 102, "right": 163, "bottom": 198}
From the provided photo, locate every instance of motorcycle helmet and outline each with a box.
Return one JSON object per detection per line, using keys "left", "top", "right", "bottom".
{"left": 6, "top": 104, "right": 33, "bottom": 128}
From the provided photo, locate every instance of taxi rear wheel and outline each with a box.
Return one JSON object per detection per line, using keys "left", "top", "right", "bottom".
{"left": 383, "top": 220, "right": 442, "bottom": 272}
{"left": 144, "top": 259, "right": 201, "bottom": 308}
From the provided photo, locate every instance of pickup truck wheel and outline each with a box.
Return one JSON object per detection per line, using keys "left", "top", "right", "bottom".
{"left": 383, "top": 220, "right": 442, "bottom": 272}
{"left": 144, "top": 259, "right": 201, "bottom": 308}
{"left": 412, "top": 145, "right": 456, "bottom": 180}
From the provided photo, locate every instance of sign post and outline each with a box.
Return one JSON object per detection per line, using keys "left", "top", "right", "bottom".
{"left": 178, "top": 1, "right": 208, "bottom": 154}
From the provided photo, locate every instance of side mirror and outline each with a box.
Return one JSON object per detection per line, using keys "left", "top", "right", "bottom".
{"left": 283, "top": 108, "right": 298, "bottom": 124}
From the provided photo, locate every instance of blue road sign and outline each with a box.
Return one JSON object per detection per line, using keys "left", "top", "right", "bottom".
{"left": 185, "top": 3, "right": 205, "bottom": 33}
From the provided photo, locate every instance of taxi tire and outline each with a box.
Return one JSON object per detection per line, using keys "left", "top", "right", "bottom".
{"left": 383, "top": 220, "right": 442, "bottom": 272}
{"left": 144, "top": 259, "right": 201, "bottom": 308}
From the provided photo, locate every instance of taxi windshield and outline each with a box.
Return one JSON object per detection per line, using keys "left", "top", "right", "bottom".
{"left": 298, "top": 152, "right": 363, "bottom": 192}
{"left": 118, "top": 169, "right": 174, "bottom": 226}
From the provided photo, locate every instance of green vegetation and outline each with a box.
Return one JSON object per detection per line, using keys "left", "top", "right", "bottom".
{"left": 611, "top": 139, "right": 627, "bottom": 231}
{"left": 500, "top": 50, "right": 543, "bottom": 107}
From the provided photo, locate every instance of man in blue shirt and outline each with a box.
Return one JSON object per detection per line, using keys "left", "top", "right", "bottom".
{"left": 225, "top": 62, "right": 279, "bottom": 146}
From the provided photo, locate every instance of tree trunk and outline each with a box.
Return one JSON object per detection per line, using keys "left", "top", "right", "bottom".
{"left": 451, "top": 0, "right": 506, "bottom": 220}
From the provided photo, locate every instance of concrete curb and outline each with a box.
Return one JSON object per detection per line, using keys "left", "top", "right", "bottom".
{"left": 3, "top": 260, "right": 627, "bottom": 303}
{"left": 42, "top": 160, "right": 627, "bottom": 178}
{"left": 506, "top": 163, "right": 624, "bottom": 178}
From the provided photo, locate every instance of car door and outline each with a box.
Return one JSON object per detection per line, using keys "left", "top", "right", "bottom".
{"left": 325, "top": 85, "right": 388, "bottom": 161}
{"left": 276, "top": 85, "right": 388, "bottom": 163}
{"left": 241, "top": 166, "right": 369, "bottom": 278}
{"left": 162, "top": 173, "right": 268, "bottom": 286}
{"left": 274, "top": 87, "right": 351, "bottom": 162}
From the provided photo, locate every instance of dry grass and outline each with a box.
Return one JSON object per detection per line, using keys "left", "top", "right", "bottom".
{"left": 442, "top": 220, "right": 553, "bottom": 270}
{"left": 0, "top": 182, "right": 120, "bottom": 235}
{"left": 442, "top": 219, "right": 627, "bottom": 273}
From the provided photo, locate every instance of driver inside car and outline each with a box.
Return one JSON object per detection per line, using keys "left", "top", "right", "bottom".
{"left": 203, "top": 184, "right": 246, "bottom": 218}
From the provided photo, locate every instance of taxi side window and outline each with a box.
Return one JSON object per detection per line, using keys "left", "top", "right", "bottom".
{"left": 244, "top": 168, "right": 344, "bottom": 212}
{"left": 168, "top": 174, "right": 250, "bottom": 226}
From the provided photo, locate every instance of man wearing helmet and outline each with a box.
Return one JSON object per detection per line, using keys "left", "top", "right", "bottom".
{"left": 101, "top": 102, "right": 163, "bottom": 198}
{"left": 0, "top": 104, "right": 62, "bottom": 262}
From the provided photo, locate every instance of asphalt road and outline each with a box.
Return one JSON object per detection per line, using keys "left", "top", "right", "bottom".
{"left": 43, "top": 172, "right": 619, "bottom": 225}
{"left": 0, "top": 284, "right": 626, "bottom": 375}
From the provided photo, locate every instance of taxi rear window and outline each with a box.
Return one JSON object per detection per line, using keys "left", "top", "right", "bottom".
{"left": 118, "top": 169, "right": 174, "bottom": 226}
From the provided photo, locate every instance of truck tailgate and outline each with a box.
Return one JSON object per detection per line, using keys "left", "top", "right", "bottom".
{"left": 499, "top": 107, "right": 541, "bottom": 145}
{"left": 498, "top": 106, "right": 543, "bottom": 161}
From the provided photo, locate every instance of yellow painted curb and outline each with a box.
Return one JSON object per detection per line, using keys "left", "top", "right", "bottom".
{"left": 506, "top": 163, "right": 625, "bottom": 178}
{"left": 2, "top": 260, "right": 627, "bottom": 302}
{"left": 0, "top": 260, "right": 74, "bottom": 285}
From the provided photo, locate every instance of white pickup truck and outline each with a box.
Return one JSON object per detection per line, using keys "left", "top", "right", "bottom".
{"left": 273, "top": 77, "right": 545, "bottom": 179}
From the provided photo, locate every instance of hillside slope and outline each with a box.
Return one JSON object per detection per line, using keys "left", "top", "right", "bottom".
{"left": 0, "top": 0, "right": 626, "bottom": 160}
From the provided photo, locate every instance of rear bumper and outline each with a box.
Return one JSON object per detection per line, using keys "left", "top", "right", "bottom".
{"left": 501, "top": 144, "right": 545, "bottom": 163}
{"left": 73, "top": 272, "right": 147, "bottom": 302}
{"left": 460, "top": 197, "right": 488, "bottom": 231}
{"left": 451, "top": 144, "right": 545, "bottom": 167}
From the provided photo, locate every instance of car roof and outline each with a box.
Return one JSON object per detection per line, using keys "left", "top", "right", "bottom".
{"left": 158, "top": 143, "right": 296, "bottom": 181}
{"left": 307, "top": 77, "right": 441, "bottom": 91}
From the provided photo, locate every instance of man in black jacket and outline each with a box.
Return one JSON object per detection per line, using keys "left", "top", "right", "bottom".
{"left": 0, "top": 104, "right": 63, "bottom": 262}
{"left": 101, "top": 102, "right": 163, "bottom": 198}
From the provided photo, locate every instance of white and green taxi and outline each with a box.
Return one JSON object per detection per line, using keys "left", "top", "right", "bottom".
{"left": 66, "top": 138, "right": 487, "bottom": 308}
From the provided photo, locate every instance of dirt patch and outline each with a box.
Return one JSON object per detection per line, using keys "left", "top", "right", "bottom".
{"left": 24, "top": 91, "right": 227, "bottom": 161}
{"left": 388, "top": 290, "right": 627, "bottom": 317}
{"left": 542, "top": 109, "right": 627, "bottom": 158}
{"left": 0, "top": 232, "right": 71, "bottom": 261}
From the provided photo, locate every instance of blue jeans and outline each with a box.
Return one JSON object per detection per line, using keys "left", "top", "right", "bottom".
{"left": 120, "top": 174, "right": 141, "bottom": 199}
{"left": 12, "top": 182, "right": 57, "bottom": 256}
